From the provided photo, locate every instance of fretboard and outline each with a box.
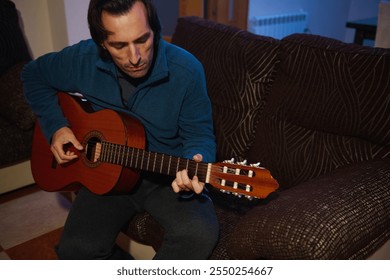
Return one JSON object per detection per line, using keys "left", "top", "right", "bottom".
{"left": 99, "top": 141, "right": 210, "bottom": 182}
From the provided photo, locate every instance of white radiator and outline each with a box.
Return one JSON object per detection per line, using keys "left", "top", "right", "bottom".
{"left": 248, "top": 11, "right": 308, "bottom": 39}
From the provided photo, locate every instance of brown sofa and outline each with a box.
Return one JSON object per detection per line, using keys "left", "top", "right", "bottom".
{"left": 125, "top": 16, "right": 390, "bottom": 259}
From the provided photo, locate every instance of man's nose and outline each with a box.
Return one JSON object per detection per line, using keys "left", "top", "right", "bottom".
{"left": 128, "top": 45, "right": 141, "bottom": 66}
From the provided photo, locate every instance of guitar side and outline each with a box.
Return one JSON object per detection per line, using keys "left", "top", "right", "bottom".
{"left": 31, "top": 92, "right": 145, "bottom": 194}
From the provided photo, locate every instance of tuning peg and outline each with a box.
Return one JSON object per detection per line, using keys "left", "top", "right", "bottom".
{"left": 237, "top": 159, "right": 247, "bottom": 165}
{"left": 233, "top": 192, "right": 242, "bottom": 198}
{"left": 250, "top": 162, "right": 261, "bottom": 167}
{"left": 220, "top": 189, "right": 230, "bottom": 195}
{"left": 223, "top": 158, "right": 235, "bottom": 164}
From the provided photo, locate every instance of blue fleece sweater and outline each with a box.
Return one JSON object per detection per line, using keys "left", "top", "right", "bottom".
{"left": 22, "top": 39, "right": 216, "bottom": 163}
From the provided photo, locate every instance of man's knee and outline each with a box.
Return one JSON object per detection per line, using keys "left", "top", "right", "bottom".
{"left": 173, "top": 215, "right": 219, "bottom": 251}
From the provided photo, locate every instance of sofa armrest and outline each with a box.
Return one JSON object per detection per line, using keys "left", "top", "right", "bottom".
{"left": 228, "top": 159, "right": 390, "bottom": 259}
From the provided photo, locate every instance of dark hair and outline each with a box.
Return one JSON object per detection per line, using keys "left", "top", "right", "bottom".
{"left": 88, "top": 0, "right": 161, "bottom": 59}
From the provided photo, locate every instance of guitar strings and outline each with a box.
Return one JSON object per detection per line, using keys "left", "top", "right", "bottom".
{"left": 98, "top": 140, "right": 211, "bottom": 180}
{"left": 82, "top": 139, "right": 254, "bottom": 189}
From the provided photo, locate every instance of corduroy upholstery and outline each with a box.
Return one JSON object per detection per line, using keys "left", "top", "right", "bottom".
{"left": 229, "top": 159, "right": 390, "bottom": 259}
{"left": 0, "top": 62, "right": 34, "bottom": 166}
{"left": 0, "top": 0, "right": 33, "bottom": 167}
{"left": 249, "top": 33, "right": 390, "bottom": 188}
{"left": 232, "top": 33, "right": 390, "bottom": 259}
{"left": 171, "top": 16, "right": 281, "bottom": 162}
{"left": 125, "top": 17, "right": 390, "bottom": 259}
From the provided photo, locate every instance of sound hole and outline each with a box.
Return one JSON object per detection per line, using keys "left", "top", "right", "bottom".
{"left": 82, "top": 131, "right": 103, "bottom": 168}
{"left": 85, "top": 136, "right": 101, "bottom": 161}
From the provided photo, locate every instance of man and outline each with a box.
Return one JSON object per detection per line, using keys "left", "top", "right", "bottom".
{"left": 22, "top": 0, "right": 219, "bottom": 259}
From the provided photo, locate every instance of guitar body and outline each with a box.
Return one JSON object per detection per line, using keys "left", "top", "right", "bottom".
{"left": 31, "top": 92, "right": 145, "bottom": 194}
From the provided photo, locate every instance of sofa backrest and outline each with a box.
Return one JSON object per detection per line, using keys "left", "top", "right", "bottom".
{"left": 248, "top": 34, "right": 390, "bottom": 188}
{"left": 172, "top": 17, "right": 281, "bottom": 162}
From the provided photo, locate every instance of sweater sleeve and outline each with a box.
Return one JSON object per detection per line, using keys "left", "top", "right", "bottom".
{"left": 179, "top": 62, "right": 216, "bottom": 163}
{"left": 21, "top": 44, "right": 82, "bottom": 143}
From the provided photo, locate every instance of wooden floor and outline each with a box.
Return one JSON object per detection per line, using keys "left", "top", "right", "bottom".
{"left": 0, "top": 185, "right": 71, "bottom": 260}
{"left": 0, "top": 184, "right": 156, "bottom": 260}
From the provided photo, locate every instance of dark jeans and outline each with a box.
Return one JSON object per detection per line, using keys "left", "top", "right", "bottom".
{"left": 56, "top": 174, "right": 219, "bottom": 260}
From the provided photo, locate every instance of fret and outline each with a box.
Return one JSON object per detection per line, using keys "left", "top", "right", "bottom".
{"left": 112, "top": 143, "right": 116, "bottom": 164}
{"left": 118, "top": 144, "right": 122, "bottom": 165}
{"left": 140, "top": 150, "right": 145, "bottom": 170}
{"left": 117, "top": 145, "right": 121, "bottom": 165}
{"left": 135, "top": 149, "right": 140, "bottom": 169}
{"left": 116, "top": 144, "right": 121, "bottom": 165}
{"left": 129, "top": 147, "right": 133, "bottom": 167}
{"left": 197, "top": 163, "right": 207, "bottom": 183}
{"left": 130, "top": 148, "right": 134, "bottom": 168}
{"left": 119, "top": 144, "right": 123, "bottom": 165}
{"left": 168, "top": 155, "right": 172, "bottom": 175}
{"left": 152, "top": 152, "right": 157, "bottom": 172}
{"left": 176, "top": 157, "right": 180, "bottom": 173}
{"left": 110, "top": 143, "right": 115, "bottom": 164}
{"left": 120, "top": 145, "right": 124, "bottom": 166}
{"left": 146, "top": 151, "right": 151, "bottom": 172}
{"left": 188, "top": 160, "right": 195, "bottom": 178}
{"left": 108, "top": 143, "right": 113, "bottom": 164}
{"left": 101, "top": 142, "right": 106, "bottom": 162}
{"left": 125, "top": 146, "right": 130, "bottom": 167}
{"left": 110, "top": 143, "right": 113, "bottom": 163}
{"left": 104, "top": 142, "right": 108, "bottom": 163}
{"left": 195, "top": 162, "right": 199, "bottom": 176}
{"left": 113, "top": 144, "right": 118, "bottom": 164}
{"left": 105, "top": 142, "right": 109, "bottom": 162}
{"left": 160, "top": 154, "right": 164, "bottom": 174}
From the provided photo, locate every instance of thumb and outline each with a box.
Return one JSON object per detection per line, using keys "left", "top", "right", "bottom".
{"left": 70, "top": 137, "right": 83, "bottom": 150}
{"left": 193, "top": 154, "right": 203, "bottom": 162}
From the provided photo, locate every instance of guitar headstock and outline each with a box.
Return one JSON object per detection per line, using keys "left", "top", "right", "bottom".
{"left": 208, "top": 159, "right": 279, "bottom": 199}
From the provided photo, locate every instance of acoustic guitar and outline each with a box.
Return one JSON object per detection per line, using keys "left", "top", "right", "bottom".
{"left": 31, "top": 92, "right": 279, "bottom": 199}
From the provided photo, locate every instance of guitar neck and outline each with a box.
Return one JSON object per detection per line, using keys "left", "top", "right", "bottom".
{"left": 99, "top": 141, "right": 210, "bottom": 183}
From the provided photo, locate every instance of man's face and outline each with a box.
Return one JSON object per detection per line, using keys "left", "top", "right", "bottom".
{"left": 101, "top": 1, "right": 154, "bottom": 79}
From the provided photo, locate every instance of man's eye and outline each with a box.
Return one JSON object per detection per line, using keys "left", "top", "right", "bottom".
{"left": 108, "top": 43, "right": 126, "bottom": 50}
{"left": 138, "top": 37, "right": 148, "bottom": 44}
{"left": 135, "top": 34, "right": 151, "bottom": 44}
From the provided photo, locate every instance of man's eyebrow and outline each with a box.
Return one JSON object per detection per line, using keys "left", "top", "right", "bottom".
{"left": 107, "top": 41, "right": 127, "bottom": 47}
{"left": 106, "top": 32, "right": 151, "bottom": 46}
{"left": 134, "top": 32, "right": 151, "bottom": 43}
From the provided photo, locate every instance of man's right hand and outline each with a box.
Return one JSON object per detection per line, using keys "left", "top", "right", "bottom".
{"left": 50, "top": 127, "right": 84, "bottom": 164}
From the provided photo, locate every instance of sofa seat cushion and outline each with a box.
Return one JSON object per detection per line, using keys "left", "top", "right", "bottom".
{"left": 126, "top": 211, "right": 164, "bottom": 252}
{"left": 248, "top": 34, "right": 390, "bottom": 188}
{"left": 228, "top": 159, "right": 390, "bottom": 259}
{"left": 0, "top": 61, "right": 35, "bottom": 131}
{"left": 172, "top": 17, "right": 281, "bottom": 162}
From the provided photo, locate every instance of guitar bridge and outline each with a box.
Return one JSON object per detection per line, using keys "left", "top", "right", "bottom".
{"left": 51, "top": 156, "right": 58, "bottom": 169}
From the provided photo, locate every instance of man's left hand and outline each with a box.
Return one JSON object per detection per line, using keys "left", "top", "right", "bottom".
{"left": 171, "top": 154, "right": 204, "bottom": 194}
